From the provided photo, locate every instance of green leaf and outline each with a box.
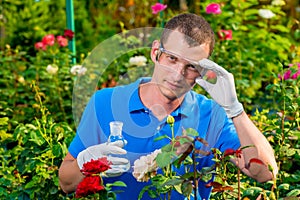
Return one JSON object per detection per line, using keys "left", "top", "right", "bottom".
{"left": 29, "top": 131, "right": 45, "bottom": 146}
{"left": 162, "top": 178, "right": 183, "bottom": 187}
{"left": 201, "top": 172, "right": 213, "bottom": 183}
{"left": 147, "top": 189, "right": 159, "bottom": 198}
{"left": 286, "top": 189, "right": 300, "bottom": 197}
{"left": 0, "top": 130, "right": 13, "bottom": 141}
{"left": 52, "top": 144, "right": 61, "bottom": 157}
{"left": 138, "top": 186, "right": 149, "bottom": 200}
{"left": 178, "top": 137, "right": 193, "bottom": 144}
{"left": 25, "top": 180, "right": 36, "bottom": 189}
{"left": 242, "top": 187, "right": 263, "bottom": 198}
{"left": 161, "top": 143, "right": 173, "bottom": 152}
{"left": 278, "top": 183, "right": 290, "bottom": 190}
{"left": 0, "top": 117, "right": 9, "bottom": 125}
{"left": 185, "top": 128, "right": 199, "bottom": 137}
{"left": 181, "top": 180, "right": 193, "bottom": 197}
{"left": 154, "top": 135, "right": 170, "bottom": 141}
{"left": 106, "top": 181, "right": 127, "bottom": 188}
{"left": 270, "top": 25, "right": 290, "bottom": 33}
{"left": 174, "top": 184, "right": 182, "bottom": 194}
{"left": 156, "top": 151, "right": 173, "bottom": 168}
{"left": 244, "top": 9, "right": 258, "bottom": 16}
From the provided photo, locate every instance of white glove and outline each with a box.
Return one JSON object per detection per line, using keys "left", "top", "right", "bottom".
{"left": 77, "top": 140, "right": 130, "bottom": 177}
{"left": 196, "top": 58, "right": 244, "bottom": 118}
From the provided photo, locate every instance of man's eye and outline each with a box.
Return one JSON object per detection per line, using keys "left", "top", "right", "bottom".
{"left": 187, "top": 64, "right": 197, "bottom": 71}
{"left": 167, "top": 55, "right": 177, "bottom": 62}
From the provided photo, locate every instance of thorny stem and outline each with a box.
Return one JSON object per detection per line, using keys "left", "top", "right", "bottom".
{"left": 235, "top": 157, "right": 241, "bottom": 200}
{"left": 280, "top": 74, "right": 287, "bottom": 146}
{"left": 277, "top": 79, "right": 286, "bottom": 172}
{"left": 237, "top": 168, "right": 241, "bottom": 200}
{"left": 168, "top": 124, "right": 175, "bottom": 178}
{"left": 192, "top": 146, "right": 198, "bottom": 200}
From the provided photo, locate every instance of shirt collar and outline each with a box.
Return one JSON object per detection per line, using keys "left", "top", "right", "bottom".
{"left": 128, "top": 77, "right": 150, "bottom": 112}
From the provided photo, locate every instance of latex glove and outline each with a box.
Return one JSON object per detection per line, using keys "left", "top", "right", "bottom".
{"left": 196, "top": 58, "right": 244, "bottom": 118}
{"left": 77, "top": 140, "right": 129, "bottom": 177}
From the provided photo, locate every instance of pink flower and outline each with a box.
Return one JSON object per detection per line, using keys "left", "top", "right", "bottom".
{"left": 151, "top": 3, "right": 167, "bottom": 14}
{"left": 283, "top": 70, "right": 291, "bottom": 80}
{"left": 34, "top": 42, "right": 47, "bottom": 51}
{"left": 217, "top": 30, "right": 232, "bottom": 40}
{"left": 206, "top": 3, "right": 222, "bottom": 14}
{"left": 291, "top": 72, "right": 300, "bottom": 79}
{"left": 64, "top": 29, "right": 74, "bottom": 40}
{"left": 56, "top": 35, "right": 68, "bottom": 47}
{"left": 291, "top": 65, "right": 300, "bottom": 79}
{"left": 278, "top": 63, "right": 300, "bottom": 80}
{"left": 42, "top": 34, "right": 55, "bottom": 46}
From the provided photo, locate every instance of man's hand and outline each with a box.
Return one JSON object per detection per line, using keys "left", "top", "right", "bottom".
{"left": 196, "top": 58, "right": 244, "bottom": 118}
{"left": 77, "top": 141, "right": 129, "bottom": 177}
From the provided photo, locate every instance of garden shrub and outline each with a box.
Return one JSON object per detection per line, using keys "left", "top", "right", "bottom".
{"left": 0, "top": 0, "right": 299, "bottom": 199}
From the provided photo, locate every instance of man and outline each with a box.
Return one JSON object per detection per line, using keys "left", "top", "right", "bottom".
{"left": 59, "top": 13, "right": 277, "bottom": 199}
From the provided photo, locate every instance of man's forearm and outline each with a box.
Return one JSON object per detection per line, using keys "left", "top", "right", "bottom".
{"left": 232, "top": 111, "right": 278, "bottom": 181}
{"left": 59, "top": 153, "right": 85, "bottom": 193}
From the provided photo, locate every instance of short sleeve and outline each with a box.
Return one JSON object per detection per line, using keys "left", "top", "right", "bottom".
{"left": 68, "top": 93, "right": 105, "bottom": 158}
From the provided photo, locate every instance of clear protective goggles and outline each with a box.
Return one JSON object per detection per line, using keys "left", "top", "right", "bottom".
{"left": 156, "top": 44, "right": 217, "bottom": 84}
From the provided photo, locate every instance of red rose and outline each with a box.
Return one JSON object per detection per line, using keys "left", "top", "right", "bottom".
{"left": 217, "top": 30, "right": 232, "bottom": 40}
{"left": 56, "top": 35, "right": 68, "bottom": 47}
{"left": 64, "top": 29, "right": 74, "bottom": 40}
{"left": 75, "top": 176, "right": 105, "bottom": 198}
{"left": 224, "top": 148, "right": 235, "bottom": 157}
{"left": 42, "top": 34, "right": 55, "bottom": 46}
{"left": 34, "top": 42, "right": 47, "bottom": 51}
{"left": 81, "top": 157, "right": 111, "bottom": 176}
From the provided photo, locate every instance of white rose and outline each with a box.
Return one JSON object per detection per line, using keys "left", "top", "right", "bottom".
{"left": 70, "top": 65, "right": 87, "bottom": 76}
{"left": 78, "top": 67, "right": 87, "bottom": 75}
{"left": 129, "top": 55, "right": 147, "bottom": 66}
{"left": 258, "top": 9, "right": 275, "bottom": 19}
{"left": 46, "top": 64, "right": 58, "bottom": 75}
{"left": 132, "top": 149, "right": 161, "bottom": 182}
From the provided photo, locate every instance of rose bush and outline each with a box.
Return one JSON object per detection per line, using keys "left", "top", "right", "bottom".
{"left": 0, "top": 0, "right": 299, "bottom": 199}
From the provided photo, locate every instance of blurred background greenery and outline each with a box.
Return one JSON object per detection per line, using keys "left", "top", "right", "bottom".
{"left": 0, "top": 0, "right": 299, "bottom": 199}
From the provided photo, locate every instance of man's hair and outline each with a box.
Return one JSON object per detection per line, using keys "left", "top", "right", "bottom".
{"left": 161, "top": 13, "right": 215, "bottom": 56}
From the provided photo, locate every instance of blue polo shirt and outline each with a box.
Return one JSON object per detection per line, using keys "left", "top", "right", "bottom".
{"left": 68, "top": 77, "right": 240, "bottom": 200}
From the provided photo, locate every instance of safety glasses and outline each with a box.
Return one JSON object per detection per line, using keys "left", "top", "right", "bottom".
{"left": 156, "top": 43, "right": 217, "bottom": 84}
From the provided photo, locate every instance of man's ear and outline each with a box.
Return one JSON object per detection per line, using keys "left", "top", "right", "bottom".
{"left": 150, "top": 40, "right": 160, "bottom": 62}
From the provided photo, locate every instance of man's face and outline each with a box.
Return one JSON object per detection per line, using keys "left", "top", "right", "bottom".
{"left": 151, "top": 31, "right": 210, "bottom": 101}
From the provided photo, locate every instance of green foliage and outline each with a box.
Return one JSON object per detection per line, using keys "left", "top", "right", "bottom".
{"left": 0, "top": 43, "right": 74, "bottom": 126}
{"left": 1, "top": 0, "right": 66, "bottom": 54}
{"left": 0, "top": 0, "right": 299, "bottom": 199}
{"left": 0, "top": 82, "right": 75, "bottom": 199}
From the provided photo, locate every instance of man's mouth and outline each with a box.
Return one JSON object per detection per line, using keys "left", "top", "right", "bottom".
{"left": 166, "top": 81, "right": 182, "bottom": 90}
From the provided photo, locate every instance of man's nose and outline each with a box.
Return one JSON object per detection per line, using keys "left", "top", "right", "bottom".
{"left": 172, "top": 63, "right": 186, "bottom": 78}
